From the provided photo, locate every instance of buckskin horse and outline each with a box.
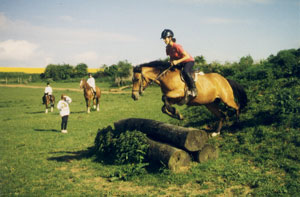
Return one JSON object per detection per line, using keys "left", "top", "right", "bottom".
{"left": 80, "top": 79, "right": 101, "bottom": 113}
{"left": 44, "top": 94, "right": 55, "bottom": 114}
{"left": 131, "top": 60, "right": 248, "bottom": 136}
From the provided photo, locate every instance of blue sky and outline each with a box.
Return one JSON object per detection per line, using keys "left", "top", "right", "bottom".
{"left": 0, "top": 0, "right": 299, "bottom": 68}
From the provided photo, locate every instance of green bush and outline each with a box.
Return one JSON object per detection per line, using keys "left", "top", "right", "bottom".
{"left": 94, "top": 126, "right": 149, "bottom": 165}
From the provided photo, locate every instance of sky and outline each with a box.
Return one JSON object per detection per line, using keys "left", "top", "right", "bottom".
{"left": 0, "top": 0, "right": 299, "bottom": 68}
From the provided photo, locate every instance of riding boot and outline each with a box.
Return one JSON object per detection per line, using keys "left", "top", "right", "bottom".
{"left": 42, "top": 94, "right": 46, "bottom": 104}
{"left": 186, "top": 73, "right": 198, "bottom": 97}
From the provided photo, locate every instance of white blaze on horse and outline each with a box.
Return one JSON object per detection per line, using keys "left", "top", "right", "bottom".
{"left": 79, "top": 79, "right": 101, "bottom": 113}
{"left": 131, "top": 60, "right": 248, "bottom": 136}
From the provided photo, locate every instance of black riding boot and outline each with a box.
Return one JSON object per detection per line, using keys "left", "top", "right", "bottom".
{"left": 42, "top": 94, "right": 46, "bottom": 104}
{"left": 185, "top": 73, "right": 198, "bottom": 97}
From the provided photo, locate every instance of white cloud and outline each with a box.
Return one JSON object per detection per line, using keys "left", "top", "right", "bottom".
{"left": 0, "top": 40, "right": 38, "bottom": 61}
{"left": 73, "top": 51, "right": 99, "bottom": 64}
{"left": 0, "top": 13, "right": 140, "bottom": 67}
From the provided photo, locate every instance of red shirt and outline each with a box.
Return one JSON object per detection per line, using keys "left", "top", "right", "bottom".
{"left": 166, "top": 42, "right": 194, "bottom": 63}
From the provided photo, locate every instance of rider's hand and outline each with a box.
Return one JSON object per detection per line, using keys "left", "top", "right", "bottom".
{"left": 171, "top": 60, "right": 178, "bottom": 66}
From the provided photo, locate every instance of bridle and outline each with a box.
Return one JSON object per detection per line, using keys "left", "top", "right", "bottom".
{"left": 132, "top": 64, "right": 173, "bottom": 93}
{"left": 132, "top": 70, "right": 147, "bottom": 93}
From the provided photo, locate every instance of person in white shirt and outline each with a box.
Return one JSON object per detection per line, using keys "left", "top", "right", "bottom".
{"left": 87, "top": 73, "right": 96, "bottom": 95}
{"left": 43, "top": 82, "right": 53, "bottom": 104}
{"left": 57, "top": 94, "right": 72, "bottom": 133}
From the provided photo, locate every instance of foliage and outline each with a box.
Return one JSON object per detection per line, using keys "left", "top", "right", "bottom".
{"left": 41, "top": 63, "right": 90, "bottom": 81}
{"left": 94, "top": 126, "right": 149, "bottom": 165}
{"left": 0, "top": 72, "right": 41, "bottom": 83}
{"left": 96, "top": 60, "right": 133, "bottom": 86}
{"left": 74, "top": 63, "right": 88, "bottom": 78}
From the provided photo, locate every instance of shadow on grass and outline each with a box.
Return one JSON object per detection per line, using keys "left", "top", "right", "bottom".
{"left": 26, "top": 111, "right": 46, "bottom": 114}
{"left": 48, "top": 147, "right": 94, "bottom": 162}
{"left": 71, "top": 111, "right": 86, "bottom": 114}
{"left": 34, "top": 129, "right": 60, "bottom": 132}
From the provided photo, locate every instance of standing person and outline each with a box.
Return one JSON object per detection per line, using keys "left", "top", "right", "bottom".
{"left": 87, "top": 73, "right": 96, "bottom": 95}
{"left": 161, "top": 29, "right": 197, "bottom": 97}
{"left": 57, "top": 94, "right": 72, "bottom": 133}
{"left": 43, "top": 82, "right": 53, "bottom": 104}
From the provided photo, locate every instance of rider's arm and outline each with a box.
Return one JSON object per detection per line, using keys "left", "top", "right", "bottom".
{"left": 171, "top": 50, "right": 191, "bottom": 66}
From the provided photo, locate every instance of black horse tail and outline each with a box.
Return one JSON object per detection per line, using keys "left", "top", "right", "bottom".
{"left": 226, "top": 78, "right": 248, "bottom": 112}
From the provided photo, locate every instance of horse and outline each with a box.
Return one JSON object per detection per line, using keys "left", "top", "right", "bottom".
{"left": 44, "top": 94, "right": 55, "bottom": 114}
{"left": 79, "top": 79, "right": 101, "bottom": 113}
{"left": 131, "top": 60, "right": 248, "bottom": 136}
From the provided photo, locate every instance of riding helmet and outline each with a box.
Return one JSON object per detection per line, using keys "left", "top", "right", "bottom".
{"left": 161, "top": 29, "right": 174, "bottom": 39}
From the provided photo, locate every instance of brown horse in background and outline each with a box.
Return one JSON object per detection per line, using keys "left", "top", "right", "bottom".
{"left": 131, "top": 60, "right": 248, "bottom": 136}
{"left": 80, "top": 79, "right": 101, "bottom": 113}
{"left": 44, "top": 94, "right": 55, "bottom": 114}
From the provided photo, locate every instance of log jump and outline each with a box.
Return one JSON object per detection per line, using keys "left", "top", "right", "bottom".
{"left": 114, "top": 118, "right": 208, "bottom": 152}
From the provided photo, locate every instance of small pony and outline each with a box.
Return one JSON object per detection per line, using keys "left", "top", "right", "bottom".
{"left": 80, "top": 79, "right": 101, "bottom": 113}
{"left": 132, "top": 60, "right": 248, "bottom": 136}
{"left": 44, "top": 94, "right": 55, "bottom": 114}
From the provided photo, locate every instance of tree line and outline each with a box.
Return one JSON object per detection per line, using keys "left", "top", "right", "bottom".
{"left": 1, "top": 48, "right": 298, "bottom": 86}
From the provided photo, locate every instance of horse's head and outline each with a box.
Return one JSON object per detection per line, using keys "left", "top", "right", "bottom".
{"left": 131, "top": 66, "right": 147, "bottom": 100}
{"left": 79, "top": 79, "right": 85, "bottom": 89}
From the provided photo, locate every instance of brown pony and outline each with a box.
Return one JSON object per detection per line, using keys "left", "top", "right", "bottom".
{"left": 80, "top": 79, "right": 101, "bottom": 113}
{"left": 131, "top": 60, "right": 248, "bottom": 136}
{"left": 45, "top": 94, "right": 55, "bottom": 114}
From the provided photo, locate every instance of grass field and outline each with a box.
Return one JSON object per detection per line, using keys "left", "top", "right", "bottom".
{"left": 1, "top": 82, "right": 298, "bottom": 196}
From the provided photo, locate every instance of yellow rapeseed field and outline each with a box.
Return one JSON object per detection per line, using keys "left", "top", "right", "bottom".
{"left": 0, "top": 67, "right": 100, "bottom": 74}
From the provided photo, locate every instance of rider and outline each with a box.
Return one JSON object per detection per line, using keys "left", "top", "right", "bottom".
{"left": 87, "top": 73, "right": 96, "bottom": 95}
{"left": 161, "top": 29, "right": 197, "bottom": 97}
{"left": 43, "top": 82, "right": 53, "bottom": 104}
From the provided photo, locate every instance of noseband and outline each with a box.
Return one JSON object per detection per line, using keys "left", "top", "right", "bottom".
{"left": 132, "top": 70, "right": 147, "bottom": 93}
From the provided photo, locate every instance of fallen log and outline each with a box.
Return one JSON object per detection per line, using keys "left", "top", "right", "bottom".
{"left": 147, "top": 138, "right": 191, "bottom": 172}
{"left": 114, "top": 118, "right": 208, "bottom": 152}
{"left": 194, "top": 144, "right": 219, "bottom": 163}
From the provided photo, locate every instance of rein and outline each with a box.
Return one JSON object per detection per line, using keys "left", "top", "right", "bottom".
{"left": 141, "top": 64, "right": 173, "bottom": 90}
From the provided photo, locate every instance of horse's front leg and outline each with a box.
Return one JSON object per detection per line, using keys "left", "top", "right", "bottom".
{"left": 45, "top": 105, "right": 48, "bottom": 114}
{"left": 50, "top": 100, "right": 54, "bottom": 112}
{"left": 93, "top": 98, "right": 96, "bottom": 110}
{"left": 161, "top": 95, "right": 184, "bottom": 120}
{"left": 86, "top": 98, "right": 91, "bottom": 113}
{"left": 96, "top": 98, "right": 100, "bottom": 111}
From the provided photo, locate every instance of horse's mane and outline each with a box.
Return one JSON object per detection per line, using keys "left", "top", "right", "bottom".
{"left": 134, "top": 60, "right": 171, "bottom": 73}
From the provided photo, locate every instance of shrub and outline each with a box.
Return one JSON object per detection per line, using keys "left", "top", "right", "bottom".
{"left": 94, "top": 126, "right": 149, "bottom": 165}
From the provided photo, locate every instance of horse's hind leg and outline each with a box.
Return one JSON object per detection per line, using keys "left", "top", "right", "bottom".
{"left": 205, "top": 103, "right": 226, "bottom": 136}
{"left": 91, "top": 98, "right": 96, "bottom": 110}
{"left": 222, "top": 97, "right": 240, "bottom": 121}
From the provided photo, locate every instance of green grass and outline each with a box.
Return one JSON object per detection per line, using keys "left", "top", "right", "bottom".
{"left": 0, "top": 81, "right": 299, "bottom": 196}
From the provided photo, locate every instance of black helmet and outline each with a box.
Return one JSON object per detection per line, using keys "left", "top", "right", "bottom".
{"left": 161, "top": 29, "right": 174, "bottom": 39}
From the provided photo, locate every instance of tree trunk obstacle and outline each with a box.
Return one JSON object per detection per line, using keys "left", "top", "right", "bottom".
{"left": 114, "top": 118, "right": 208, "bottom": 152}
{"left": 114, "top": 118, "right": 218, "bottom": 171}
{"left": 147, "top": 138, "right": 191, "bottom": 172}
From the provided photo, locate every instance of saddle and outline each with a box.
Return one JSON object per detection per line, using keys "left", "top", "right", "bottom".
{"left": 178, "top": 70, "right": 205, "bottom": 105}
{"left": 179, "top": 70, "right": 205, "bottom": 83}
